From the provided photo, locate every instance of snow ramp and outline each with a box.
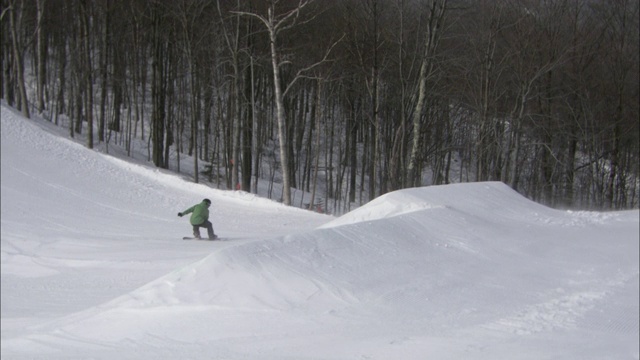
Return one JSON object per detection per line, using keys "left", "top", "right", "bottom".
{"left": 30, "top": 182, "right": 639, "bottom": 360}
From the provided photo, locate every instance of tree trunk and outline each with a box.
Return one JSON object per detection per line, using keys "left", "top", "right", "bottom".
{"left": 98, "top": 0, "right": 110, "bottom": 142}
{"left": 268, "top": 9, "right": 292, "bottom": 205}
{"left": 36, "top": 0, "right": 46, "bottom": 113}
{"left": 310, "top": 80, "right": 323, "bottom": 210}
{"left": 406, "top": 0, "right": 447, "bottom": 188}
{"left": 79, "top": 0, "right": 93, "bottom": 149}
{"left": 151, "top": 6, "right": 166, "bottom": 168}
{"left": 8, "top": 0, "right": 29, "bottom": 118}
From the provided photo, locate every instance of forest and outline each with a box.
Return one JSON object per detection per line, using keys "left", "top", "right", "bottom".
{"left": 2, "top": 0, "right": 639, "bottom": 212}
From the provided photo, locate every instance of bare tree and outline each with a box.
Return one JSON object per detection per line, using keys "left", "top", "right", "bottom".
{"left": 35, "top": 0, "right": 45, "bottom": 113}
{"left": 216, "top": 0, "right": 244, "bottom": 190}
{"left": 7, "top": 0, "right": 30, "bottom": 118}
{"left": 173, "top": 0, "right": 214, "bottom": 182}
{"left": 150, "top": 1, "right": 169, "bottom": 168}
{"left": 406, "top": 0, "right": 448, "bottom": 187}
{"left": 235, "top": 0, "right": 339, "bottom": 205}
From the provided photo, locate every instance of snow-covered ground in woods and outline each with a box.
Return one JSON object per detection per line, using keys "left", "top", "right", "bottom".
{"left": 1, "top": 102, "right": 638, "bottom": 359}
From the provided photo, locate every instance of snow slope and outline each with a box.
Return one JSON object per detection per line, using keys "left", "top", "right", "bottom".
{"left": 1, "top": 103, "right": 638, "bottom": 359}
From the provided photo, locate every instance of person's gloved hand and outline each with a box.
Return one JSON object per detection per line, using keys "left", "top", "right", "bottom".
{"left": 178, "top": 213, "right": 183, "bottom": 217}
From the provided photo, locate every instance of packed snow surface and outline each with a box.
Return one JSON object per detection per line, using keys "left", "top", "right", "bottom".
{"left": 1, "top": 103, "right": 638, "bottom": 359}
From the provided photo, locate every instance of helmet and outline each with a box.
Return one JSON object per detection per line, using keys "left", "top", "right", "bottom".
{"left": 203, "top": 198, "right": 211, "bottom": 204}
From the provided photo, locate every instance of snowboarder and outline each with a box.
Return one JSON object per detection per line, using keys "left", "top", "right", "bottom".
{"left": 178, "top": 198, "right": 217, "bottom": 240}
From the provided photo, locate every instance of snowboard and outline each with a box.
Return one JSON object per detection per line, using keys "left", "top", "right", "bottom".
{"left": 182, "top": 236, "right": 222, "bottom": 241}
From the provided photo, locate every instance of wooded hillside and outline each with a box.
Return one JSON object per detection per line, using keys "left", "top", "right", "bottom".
{"left": 2, "top": 0, "right": 638, "bottom": 211}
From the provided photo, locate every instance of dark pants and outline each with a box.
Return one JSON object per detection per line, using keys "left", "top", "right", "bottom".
{"left": 193, "top": 220, "right": 215, "bottom": 239}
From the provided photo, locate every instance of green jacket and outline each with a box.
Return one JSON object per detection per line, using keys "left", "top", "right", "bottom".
{"left": 182, "top": 201, "right": 210, "bottom": 225}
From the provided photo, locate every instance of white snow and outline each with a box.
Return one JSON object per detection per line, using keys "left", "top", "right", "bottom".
{"left": 1, "top": 102, "right": 638, "bottom": 359}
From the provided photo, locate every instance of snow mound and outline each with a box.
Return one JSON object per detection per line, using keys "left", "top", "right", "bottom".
{"left": 320, "top": 182, "right": 557, "bottom": 228}
{"left": 42, "top": 183, "right": 638, "bottom": 357}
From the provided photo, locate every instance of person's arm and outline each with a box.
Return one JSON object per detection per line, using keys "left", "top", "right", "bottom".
{"left": 178, "top": 205, "right": 196, "bottom": 217}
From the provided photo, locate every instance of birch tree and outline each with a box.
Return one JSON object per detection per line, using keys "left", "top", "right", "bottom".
{"left": 236, "top": 0, "right": 339, "bottom": 205}
{"left": 406, "top": 0, "right": 447, "bottom": 187}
